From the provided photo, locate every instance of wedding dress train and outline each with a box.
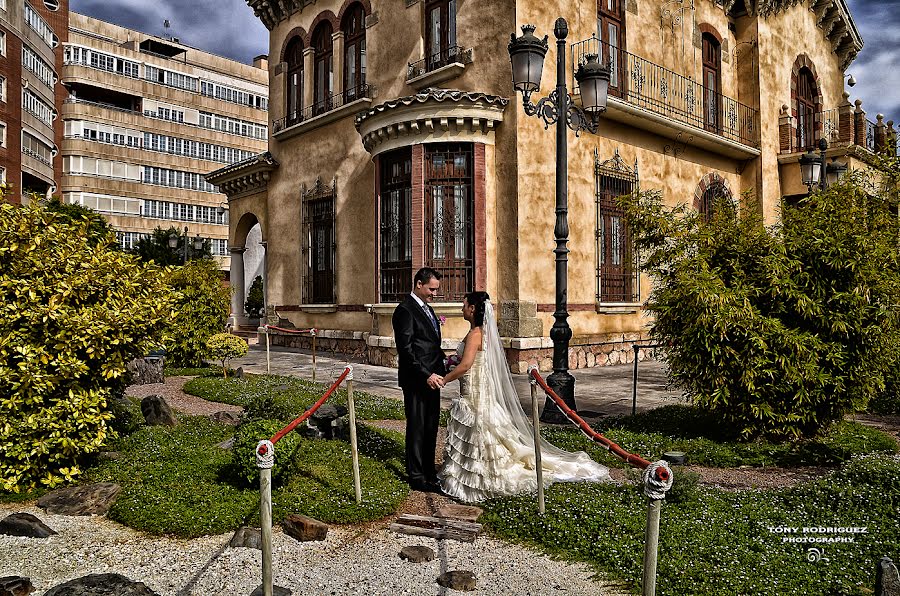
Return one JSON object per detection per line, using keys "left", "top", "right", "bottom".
{"left": 439, "top": 303, "right": 609, "bottom": 503}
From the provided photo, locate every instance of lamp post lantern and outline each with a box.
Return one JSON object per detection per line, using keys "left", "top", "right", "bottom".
{"left": 509, "top": 20, "right": 610, "bottom": 423}
{"left": 799, "top": 138, "right": 847, "bottom": 193}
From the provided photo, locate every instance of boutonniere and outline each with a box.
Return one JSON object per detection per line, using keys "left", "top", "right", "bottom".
{"left": 438, "top": 315, "right": 446, "bottom": 326}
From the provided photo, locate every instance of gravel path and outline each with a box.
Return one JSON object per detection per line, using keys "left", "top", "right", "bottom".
{"left": 125, "top": 376, "right": 242, "bottom": 417}
{"left": 0, "top": 503, "right": 627, "bottom": 596}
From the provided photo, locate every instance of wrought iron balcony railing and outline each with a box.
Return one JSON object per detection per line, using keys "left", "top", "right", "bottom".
{"left": 273, "top": 84, "right": 372, "bottom": 133}
{"left": 866, "top": 118, "right": 877, "bottom": 152}
{"left": 572, "top": 37, "right": 760, "bottom": 148}
{"left": 407, "top": 46, "right": 472, "bottom": 81}
{"left": 795, "top": 107, "right": 841, "bottom": 152}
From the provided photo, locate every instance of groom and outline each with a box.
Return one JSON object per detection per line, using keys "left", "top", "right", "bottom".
{"left": 392, "top": 267, "right": 446, "bottom": 493}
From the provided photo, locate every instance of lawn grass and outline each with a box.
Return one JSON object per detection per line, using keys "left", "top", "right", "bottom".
{"left": 482, "top": 453, "right": 900, "bottom": 596}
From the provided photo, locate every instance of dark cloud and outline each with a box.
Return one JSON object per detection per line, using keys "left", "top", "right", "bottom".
{"left": 70, "top": 0, "right": 269, "bottom": 64}
{"left": 845, "top": 0, "right": 900, "bottom": 119}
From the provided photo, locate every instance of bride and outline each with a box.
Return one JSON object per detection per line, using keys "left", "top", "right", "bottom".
{"left": 438, "top": 291, "right": 609, "bottom": 503}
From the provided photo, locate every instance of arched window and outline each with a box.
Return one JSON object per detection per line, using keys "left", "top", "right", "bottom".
{"left": 702, "top": 33, "right": 721, "bottom": 133}
{"left": 312, "top": 22, "right": 334, "bottom": 115}
{"left": 698, "top": 178, "right": 730, "bottom": 223}
{"left": 342, "top": 4, "right": 366, "bottom": 102}
{"left": 285, "top": 37, "right": 304, "bottom": 126}
{"left": 796, "top": 67, "right": 819, "bottom": 151}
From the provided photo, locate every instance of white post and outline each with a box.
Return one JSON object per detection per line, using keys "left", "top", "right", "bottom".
{"left": 346, "top": 366, "right": 362, "bottom": 504}
{"left": 311, "top": 329, "right": 317, "bottom": 383}
{"left": 641, "top": 461, "right": 674, "bottom": 596}
{"left": 229, "top": 246, "right": 247, "bottom": 328}
{"left": 528, "top": 366, "right": 544, "bottom": 515}
{"left": 266, "top": 327, "right": 271, "bottom": 375}
{"left": 255, "top": 440, "right": 276, "bottom": 596}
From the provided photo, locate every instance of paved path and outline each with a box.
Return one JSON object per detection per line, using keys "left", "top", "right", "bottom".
{"left": 231, "top": 345, "right": 686, "bottom": 419}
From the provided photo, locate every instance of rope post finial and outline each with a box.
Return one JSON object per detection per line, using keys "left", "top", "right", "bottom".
{"left": 256, "top": 440, "right": 275, "bottom": 469}
{"left": 346, "top": 364, "right": 354, "bottom": 381}
{"left": 528, "top": 365, "right": 538, "bottom": 386}
{"left": 641, "top": 460, "right": 674, "bottom": 596}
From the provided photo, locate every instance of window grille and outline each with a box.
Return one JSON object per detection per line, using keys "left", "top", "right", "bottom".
{"left": 595, "top": 148, "right": 640, "bottom": 303}
{"left": 301, "top": 178, "right": 336, "bottom": 304}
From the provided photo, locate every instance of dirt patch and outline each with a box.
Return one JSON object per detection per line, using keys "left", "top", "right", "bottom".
{"left": 125, "top": 376, "right": 243, "bottom": 417}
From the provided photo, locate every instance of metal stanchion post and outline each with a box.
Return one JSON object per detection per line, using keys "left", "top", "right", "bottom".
{"left": 528, "top": 366, "right": 544, "bottom": 515}
{"left": 346, "top": 366, "right": 362, "bottom": 504}
{"left": 266, "top": 327, "right": 271, "bottom": 375}
{"left": 632, "top": 344, "right": 640, "bottom": 416}
{"left": 641, "top": 461, "right": 673, "bottom": 596}
{"left": 311, "top": 329, "right": 317, "bottom": 383}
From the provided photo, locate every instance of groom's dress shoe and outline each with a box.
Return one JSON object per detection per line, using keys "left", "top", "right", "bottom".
{"left": 409, "top": 480, "right": 431, "bottom": 492}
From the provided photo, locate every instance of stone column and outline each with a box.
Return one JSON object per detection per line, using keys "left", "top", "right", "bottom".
{"left": 853, "top": 100, "right": 867, "bottom": 147}
{"left": 332, "top": 31, "right": 345, "bottom": 100}
{"left": 259, "top": 240, "right": 271, "bottom": 326}
{"left": 303, "top": 46, "right": 315, "bottom": 113}
{"left": 229, "top": 246, "right": 247, "bottom": 327}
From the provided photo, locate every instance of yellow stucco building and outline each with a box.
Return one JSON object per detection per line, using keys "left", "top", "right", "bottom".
{"left": 210, "top": 0, "right": 891, "bottom": 371}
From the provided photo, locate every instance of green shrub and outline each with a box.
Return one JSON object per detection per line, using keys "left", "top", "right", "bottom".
{"left": 232, "top": 419, "right": 302, "bottom": 485}
{"left": 245, "top": 275, "right": 264, "bottom": 319}
{"left": 206, "top": 333, "right": 248, "bottom": 378}
{"left": 0, "top": 201, "right": 173, "bottom": 491}
{"left": 620, "top": 175, "right": 900, "bottom": 440}
{"left": 164, "top": 259, "right": 231, "bottom": 367}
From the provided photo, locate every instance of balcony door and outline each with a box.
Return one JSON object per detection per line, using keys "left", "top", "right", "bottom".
{"left": 598, "top": 0, "right": 626, "bottom": 97}
{"left": 425, "top": 0, "right": 457, "bottom": 72}
{"left": 312, "top": 22, "right": 334, "bottom": 116}
{"left": 796, "top": 67, "right": 818, "bottom": 151}
{"left": 702, "top": 34, "right": 721, "bottom": 133}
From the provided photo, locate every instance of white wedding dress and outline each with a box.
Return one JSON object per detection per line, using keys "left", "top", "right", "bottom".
{"left": 439, "top": 303, "right": 609, "bottom": 503}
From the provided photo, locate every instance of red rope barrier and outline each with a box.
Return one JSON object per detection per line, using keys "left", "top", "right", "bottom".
{"left": 262, "top": 366, "right": 351, "bottom": 449}
{"left": 529, "top": 368, "right": 665, "bottom": 477}
{"left": 264, "top": 325, "right": 316, "bottom": 335}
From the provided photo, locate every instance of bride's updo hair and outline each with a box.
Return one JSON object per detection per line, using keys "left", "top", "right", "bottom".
{"left": 465, "top": 291, "right": 490, "bottom": 326}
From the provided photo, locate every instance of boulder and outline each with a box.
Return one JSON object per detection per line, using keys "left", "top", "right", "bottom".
{"left": 209, "top": 411, "right": 241, "bottom": 426}
{"left": 306, "top": 404, "right": 348, "bottom": 439}
{"left": 0, "top": 513, "right": 56, "bottom": 538}
{"left": 436, "top": 570, "right": 476, "bottom": 591}
{"left": 282, "top": 514, "right": 328, "bottom": 542}
{"left": 229, "top": 527, "right": 261, "bottom": 550}
{"left": 0, "top": 576, "right": 34, "bottom": 596}
{"left": 216, "top": 438, "right": 235, "bottom": 450}
{"left": 125, "top": 357, "right": 164, "bottom": 386}
{"left": 877, "top": 556, "right": 900, "bottom": 596}
{"left": 43, "top": 574, "right": 159, "bottom": 596}
{"left": 36, "top": 483, "right": 120, "bottom": 516}
{"left": 399, "top": 546, "right": 434, "bottom": 563}
{"left": 234, "top": 367, "right": 245, "bottom": 379}
{"left": 140, "top": 395, "right": 177, "bottom": 427}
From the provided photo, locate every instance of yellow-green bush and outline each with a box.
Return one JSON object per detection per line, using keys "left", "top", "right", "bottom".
{"left": 206, "top": 333, "right": 248, "bottom": 378}
{"left": 164, "top": 259, "right": 231, "bottom": 367}
{"left": 0, "top": 202, "right": 173, "bottom": 491}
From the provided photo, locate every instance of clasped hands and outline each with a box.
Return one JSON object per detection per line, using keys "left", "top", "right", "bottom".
{"left": 427, "top": 373, "right": 446, "bottom": 389}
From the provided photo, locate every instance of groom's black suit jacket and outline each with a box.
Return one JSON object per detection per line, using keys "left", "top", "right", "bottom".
{"left": 392, "top": 295, "right": 446, "bottom": 389}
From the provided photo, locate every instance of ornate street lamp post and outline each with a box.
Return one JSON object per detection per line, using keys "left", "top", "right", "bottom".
{"left": 167, "top": 226, "right": 204, "bottom": 264}
{"left": 799, "top": 138, "right": 847, "bottom": 193}
{"left": 509, "top": 20, "right": 610, "bottom": 423}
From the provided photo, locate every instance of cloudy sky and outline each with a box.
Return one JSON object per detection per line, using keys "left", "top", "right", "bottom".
{"left": 71, "top": 0, "right": 898, "bottom": 117}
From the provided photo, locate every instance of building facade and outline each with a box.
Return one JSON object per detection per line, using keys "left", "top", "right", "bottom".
{"left": 59, "top": 12, "right": 269, "bottom": 274}
{"left": 218, "top": 0, "right": 885, "bottom": 371}
{"left": 0, "top": 0, "right": 68, "bottom": 203}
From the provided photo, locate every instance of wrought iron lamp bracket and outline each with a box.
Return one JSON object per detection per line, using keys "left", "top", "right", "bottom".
{"left": 521, "top": 89, "right": 599, "bottom": 136}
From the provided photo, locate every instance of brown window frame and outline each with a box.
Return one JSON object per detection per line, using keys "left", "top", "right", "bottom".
{"left": 702, "top": 33, "right": 722, "bottom": 134}
{"left": 595, "top": 150, "right": 640, "bottom": 304}
{"left": 302, "top": 179, "right": 337, "bottom": 304}
{"left": 378, "top": 148, "right": 413, "bottom": 303}
{"left": 312, "top": 22, "right": 334, "bottom": 116}
{"left": 598, "top": 0, "right": 626, "bottom": 97}
{"left": 285, "top": 37, "right": 304, "bottom": 127}
{"left": 424, "top": 0, "right": 458, "bottom": 72}
{"left": 796, "top": 67, "right": 819, "bottom": 151}
{"left": 342, "top": 4, "right": 367, "bottom": 103}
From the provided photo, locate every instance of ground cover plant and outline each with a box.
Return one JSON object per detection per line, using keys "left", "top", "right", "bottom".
{"left": 542, "top": 405, "right": 898, "bottom": 469}
{"left": 482, "top": 453, "right": 900, "bottom": 596}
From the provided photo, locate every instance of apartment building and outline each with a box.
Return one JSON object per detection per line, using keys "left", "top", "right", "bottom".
{"left": 60, "top": 12, "right": 269, "bottom": 272}
{"left": 0, "top": 0, "right": 68, "bottom": 204}
{"left": 215, "top": 0, "right": 882, "bottom": 369}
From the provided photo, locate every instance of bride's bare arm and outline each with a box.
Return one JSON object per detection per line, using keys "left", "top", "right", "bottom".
{"left": 441, "top": 327, "right": 483, "bottom": 385}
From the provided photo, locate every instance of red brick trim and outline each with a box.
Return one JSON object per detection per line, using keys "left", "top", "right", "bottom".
{"left": 697, "top": 23, "right": 723, "bottom": 44}
{"left": 304, "top": 11, "right": 340, "bottom": 47}
{"left": 279, "top": 28, "right": 308, "bottom": 62}
{"left": 693, "top": 173, "right": 733, "bottom": 211}
{"left": 474, "top": 143, "right": 487, "bottom": 291}
{"left": 411, "top": 144, "right": 425, "bottom": 271}
{"left": 338, "top": 0, "right": 372, "bottom": 23}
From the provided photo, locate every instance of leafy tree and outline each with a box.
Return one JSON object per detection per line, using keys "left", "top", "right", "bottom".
{"left": 245, "top": 275, "right": 264, "bottom": 319}
{"left": 0, "top": 200, "right": 173, "bottom": 491}
{"left": 43, "top": 196, "right": 116, "bottom": 248}
{"left": 620, "top": 170, "right": 900, "bottom": 440}
{"left": 206, "top": 333, "right": 248, "bottom": 378}
{"left": 132, "top": 226, "right": 212, "bottom": 266}
{"left": 164, "top": 259, "right": 231, "bottom": 367}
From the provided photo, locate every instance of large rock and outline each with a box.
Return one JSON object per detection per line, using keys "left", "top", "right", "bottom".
{"left": 306, "top": 404, "right": 348, "bottom": 439}
{"left": 878, "top": 556, "right": 900, "bottom": 596}
{"left": 0, "top": 513, "right": 56, "bottom": 538}
{"left": 125, "top": 357, "right": 164, "bottom": 386}
{"left": 209, "top": 411, "right": 241, "bottom": 426}
{"left": 0, "top": 576, "right": 34, "bottom": 596}
{"left": 229, "top": 527, "right": 261, "bottom": 550}
{"left": 399, "top": 546, "right": 434, "bottom": 563}
{"left": 436, "top": 570, "right": 476, "bottom": 591}
{"left": 36, "top": 483, "right": 120, "bottom": 516}
{"left": 282, "top": 514, "right": 328, "bottom": 542}
{"left": 140, "top": 395, "right": 177, "bottom": 426}
{"left": 43, "top": 574, "right": 159, "bottom": 596}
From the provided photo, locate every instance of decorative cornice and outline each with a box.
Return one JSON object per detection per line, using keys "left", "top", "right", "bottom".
{"left": 246, "top": 0, "right": 316, "bottom": 30}
{"left": 205, "top": 151, "right": 280, "bottom": 199}
{"left": 354, "top": 87, "right": 508, "bottom": 155}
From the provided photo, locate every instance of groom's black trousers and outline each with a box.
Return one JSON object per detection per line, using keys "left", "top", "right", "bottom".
{"left": 403, "top": 385, "right": 440, "bottom": 484}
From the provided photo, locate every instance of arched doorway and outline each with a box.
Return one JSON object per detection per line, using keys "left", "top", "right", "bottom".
{"left": 230, "top": 212, "right": 265, "bottom": 326}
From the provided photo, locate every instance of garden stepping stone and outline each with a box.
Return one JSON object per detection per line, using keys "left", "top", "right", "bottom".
{"left": 209, "top": 411, "right": 241, "bottom": 426}
{"left": 36, "top": 482, "right": 120, "bottom": 516}
{"left": 0, "top": 575, "right": 34, "bottom": 596}
{"left": 43, "top": 574, "right": 158, "bottom": 595}
{"left": 435, "top": 504, "right": 483, "bottom": 523}
{"left": 283, "top": 514, "right": 328, "bottom": 542}
{"left": 140, "top": 395, "right": 177, "bottom": 427}
{"left": 0, "top": 513, "right": 56, "bottom": 538}
{"left": 399, "top": 545, "right": 435, "bottom": 563}
{"left": 389, "top": 514, "right": 481, "bottom": 543}
{"left": 229, "top": 527, "right": 262, "bottom": 550}
{"left": 250, "top": 585, "right": 291, "bottom": 596}
{"left": 436, "top": 570, "right": 476, "bottom": 591}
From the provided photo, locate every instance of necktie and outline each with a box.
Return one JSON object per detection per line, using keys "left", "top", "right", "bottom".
{"left": 423, "top": 305, "right": 438, "bottom": 333}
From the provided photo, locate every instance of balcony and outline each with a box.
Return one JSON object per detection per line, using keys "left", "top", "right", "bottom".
{"left": 273, "top": 84, "right": 374, "bottom": 140}
{"left": 407, "top": 46, "right": 473, "bottom": 90}
{"left": 572, "top": 38, "right": 760, "bottom": 157}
